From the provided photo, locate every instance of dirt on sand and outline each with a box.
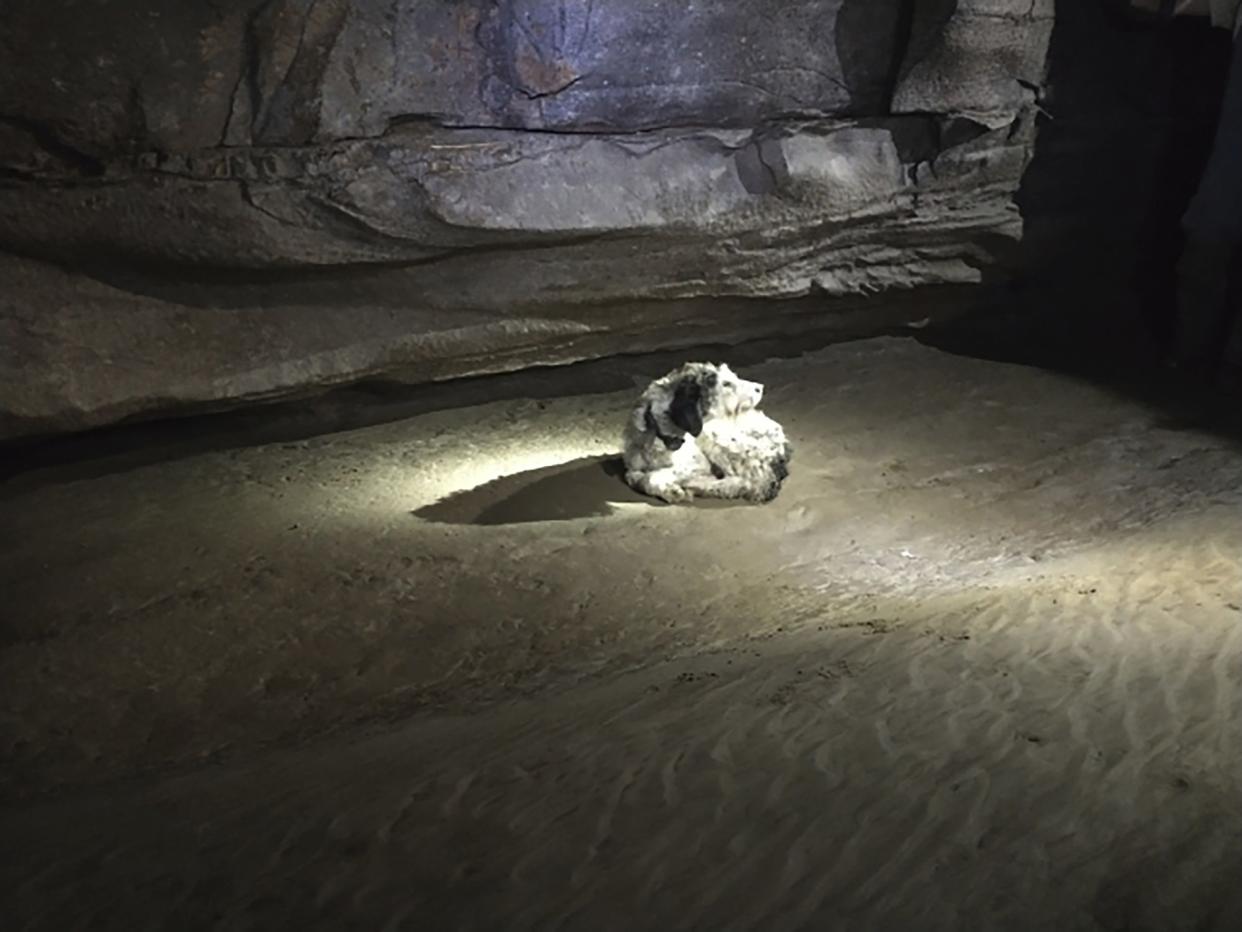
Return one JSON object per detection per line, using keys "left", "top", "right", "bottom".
{"left": 2, "top": 336, "right": 1241, "bottom": 930}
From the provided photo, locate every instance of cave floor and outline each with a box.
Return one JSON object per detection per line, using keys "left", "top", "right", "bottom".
{"left": 3, "top": 336, "right": 1242, "bottom": 930}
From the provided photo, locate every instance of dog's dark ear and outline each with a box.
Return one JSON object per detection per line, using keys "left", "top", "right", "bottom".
{"left": 645, "top": 406, "right": 684, "bottom": 449}
{"left": 669, "top": 379, "right": 704, "bottom": 437}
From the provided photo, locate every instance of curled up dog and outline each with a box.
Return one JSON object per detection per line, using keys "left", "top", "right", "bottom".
{"left": 621, "top": 362, "right": 793, "bottom": 504}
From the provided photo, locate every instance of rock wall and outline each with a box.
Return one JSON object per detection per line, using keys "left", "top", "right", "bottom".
{"left": 0, "top": 0, "right": 1054, "bottom": 440}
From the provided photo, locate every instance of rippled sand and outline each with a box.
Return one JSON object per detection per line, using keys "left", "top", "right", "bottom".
{"left": 3, "top": 337, "right": 1241, "bottom": 930}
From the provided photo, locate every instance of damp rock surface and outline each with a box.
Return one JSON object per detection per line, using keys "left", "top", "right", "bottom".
{"left": 0, "top": 0, "right": 1053, "bottom": 440}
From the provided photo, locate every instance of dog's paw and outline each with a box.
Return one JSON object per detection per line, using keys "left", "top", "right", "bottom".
{"left": 657, "top": 485, "right": 693, "bottom": 504}
{"left": 746, "top": 476, "right": 785, "bottom": 504}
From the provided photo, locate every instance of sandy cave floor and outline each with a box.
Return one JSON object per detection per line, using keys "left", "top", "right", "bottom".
{"left": 2, "top": 335, "right": 1242, "bottom": 930}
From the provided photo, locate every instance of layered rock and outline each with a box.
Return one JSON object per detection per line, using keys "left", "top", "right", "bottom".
{"left": 0, "top": 0, "right": 1054, "bottom": 440}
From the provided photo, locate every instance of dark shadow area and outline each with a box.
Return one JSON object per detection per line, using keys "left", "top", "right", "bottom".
{"left": 834, "top": 0, "right": 958, "bottom": 114}
{"left": 414, "top": 456, "right": 746, "bottom": 526}
{"left": 919, "top": 0, "right": 1242, "bottom": 445}
{"left": 922, "top": 321, "right": 1242, "bottom": 440}
{"left": 414, "top": 456, "right": 641, "bottom": 525}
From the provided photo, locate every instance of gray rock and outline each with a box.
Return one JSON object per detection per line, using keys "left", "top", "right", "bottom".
{"left": 0, "top": 0, "right": 1054, "bottom": 440}
{"left": 894, "top": 0, "right": 1053, "bottom": 121}
{"left": 1, "top": 0, "right": 906, "bottom": 151}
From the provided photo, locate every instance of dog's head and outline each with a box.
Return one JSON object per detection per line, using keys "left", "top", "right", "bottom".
{"left": 711, "top": 363, "right": 764, "bottom": 418}
{"left": 656, "top": 363, "right": 765, "bottom": 442}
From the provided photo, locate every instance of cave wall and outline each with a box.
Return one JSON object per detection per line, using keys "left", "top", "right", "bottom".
{"left": 0, "top": 0, "right": 1054, "bottom": 440}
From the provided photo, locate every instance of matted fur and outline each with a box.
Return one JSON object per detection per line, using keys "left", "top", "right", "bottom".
{"left": 622, "top": 362, "right": 793, "bottom": 504}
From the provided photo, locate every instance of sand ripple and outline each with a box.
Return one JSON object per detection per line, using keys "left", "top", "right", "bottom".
{"left": 4, "top": 524, "right": 1241, "bottom": 931}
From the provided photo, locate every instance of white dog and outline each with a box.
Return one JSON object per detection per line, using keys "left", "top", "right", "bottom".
{"left": 622, "top": 362, "right": 793, "bottom": 504}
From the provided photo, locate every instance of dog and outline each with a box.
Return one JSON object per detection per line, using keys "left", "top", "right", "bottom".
{"left": 622, "top": 362, "right": 792, "bottom": 504}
